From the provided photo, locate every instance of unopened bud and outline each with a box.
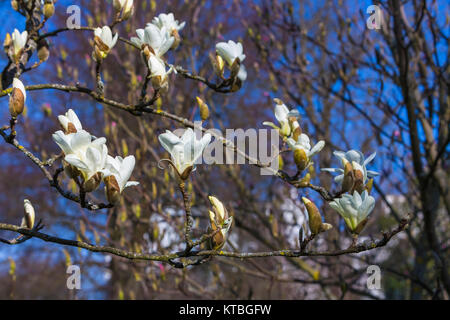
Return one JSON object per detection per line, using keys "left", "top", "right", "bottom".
{"left": 297, "top": 173, "right": 311, "bottom": 187}
{"left": 21, "top": 199, "right": 35, "bottom": 229}
{"left": 302, "top": 197, "right": 323, "bottom": 235}
{"left": 37, "top": 39, "right": 50, "bottom": 62}
{"left": 320, "top": 223, "right": 333, "bottom": 232}
{"left": 11, "top": 0, "right": 18, "bottom": 11}
{"left": 210, "top": 53, "right": 225, "bottom": 78}
{"left": 9, "top": 78, "right": 26, "bottom": 117}
{"left": 294, "top": 148, "right": 309, "bottom": 172}
{"left": 43, "top": 3, "right": 55, "bottom": 19}
{"left": 196, "top": 97, "right": 210, "bottom": 121}
{"left": 4, "top": 33, "right": 11, "bottom": 50}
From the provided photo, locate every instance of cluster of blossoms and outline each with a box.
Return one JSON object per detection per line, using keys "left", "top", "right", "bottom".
{"left": 264, "top": 98, "right": 325, "bottom": 172}
{"left": 131, "top": 13, "right": 186, "bottom": 93}
{"left": 52, "top": 109, "right": 139, "bottom": 204}
{"left": 323, "top": 150, "right": 378, "bottom": 234}
{"left": 263, "top": 99, "right": 379, "bottom": 236}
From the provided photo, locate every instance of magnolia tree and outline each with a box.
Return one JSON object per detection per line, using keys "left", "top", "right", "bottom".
{"left": 0, "top": 0, "right": 427, "bottom": 300}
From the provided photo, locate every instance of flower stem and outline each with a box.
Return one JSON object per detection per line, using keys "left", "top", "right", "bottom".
{"left": 179, "top": 181, "right": 194, "bottom": 253}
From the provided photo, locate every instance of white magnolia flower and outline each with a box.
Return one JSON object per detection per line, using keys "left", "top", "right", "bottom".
{"left": 58, "top": 109, "right": 82, "bottom": 133}
{"left": 148, "top": 55, "right": 174, "bottom": 92}
{"left": 105, "top": 155, "right": 139, "bottom": 192}
{"left": 329, "top": 190, "right": 375, "bottom": 233}
{"left": 263, "top": 99, "right": 299, "bottom": 137}
{"left": 21, "top": 199, "right": 35, "bottom": 229}
{"left": 9, "top": 78, "right": 26, "bottom": 117}
{"left": 52, "top": 130, "right": 108, "bottom": 190}
{"left": 131, "top": 23, "right": 174, "bottom": 57}
{"left": 215, "top": 40, "right": 246, "bottom": 66}
{"left": 152, "top": 13, "right": 186, "bottom": 34}
{"left": 103, "top": 155, "right": 139, "bottom": 203}
{"left": 113, "top": 0, "right": 134, "bottom": 18}
{"left": 158, "top": 128, "right": 212, "bottom": 179}
{"left": 94, "top": 26, "right": 118, "bottom": 60}
{"left": 12, "top": 29, "right": 28, "bottom": 59}
{"left": 322, "top": 150, "right": 378, "bottom": 184}
{"left": 287, "top": 133, "right": 325, "bottom": 158}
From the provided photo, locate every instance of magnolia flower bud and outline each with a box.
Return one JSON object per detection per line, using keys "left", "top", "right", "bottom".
{"left": 297, "top": 173, "right": 311, "bottom": 187}
{"left": 21, "top": 199, "right": 35, "bottom": 229}
{"left": 302, "top": 197, "right": 323, "bottom": 235}
{"left": 83, "top": 172, "right": 102, "bottom": 192}
{"left": 3, "top": 33, "right": 11, "bottom": 51}
{"left": 11, "top": 0, "right": 18, "bottom": 11}
{"left": 9, "top": 78, "right": 26, "bottom": 118}
{"left": 43, "top": 2, "right": 55, "bottom": 19}
{"left": 210, "top": 53, "right": 225, "bottom": 78}
{"left": 320, "top": 223, "right": 333, "bottom": 232}
{"left": 341, "top": 160, "right": 354, "bottom": 193}
{"left": 196, "top": 97, "right": 210, "bottom": 121}
{"left": 208, "top": 210, "right": 226, "bottom": 250}
{"left": 37, "top": 39, "right": 50, "bottom": 62}
{"left": 104, "top": 175, "right": 121, "bottom": 204}
{"left": 294, "top": 148, "right": 309, "bottom": 172}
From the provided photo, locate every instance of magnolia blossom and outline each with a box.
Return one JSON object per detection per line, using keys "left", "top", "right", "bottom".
{"left": 131, "top": 23, "right": 174, "bottom": 58}
{"left": 287, "top": 134, "right": 325, "bottom": 158}
{"left": 148, "top": 55, "right": 174, "bottom": 92}
{"left": 329, "top": 190, "right": 375, "bottom": 233}
{"left": 11, "top": 29, "right": 28, "bottom": 60}
{"left": 287, "top": 133, "right": 325, "bottom": 171}
{"left": 21, "top": 199, "right": 35, "bottom": 229}
{"left": 58, "top": 109, "right": 82, "bottom": 134}
{"left": 152, "top": 13, "right": 186, "bottom": 34}
{"left": 113, "top": 0, "right": 134, "bottom": 18}
{"left": 9, "top": 78, "right": 26, "bottom": 117}
{"left": 158, "top": 128, "right": 212, "bottom": 179}
{"left": 216, "top": 40, "right": 246, "bottom": 66}
{"left": 263, "top": 99, "right": 300, "bottom": 137}
{"left": 52, "top": 130, "right": 108, "bottom": 191}
{"left": 93, "top": 26, "right": 118, "bottom": 60}
{"left": 152, "top": 13, "right": 185, "bottom": 50}
{"left": 322, "top": 150, "right": 378, "bottom": 184}
{"left": 104, "top": 155, "right": 139, "bottom": 191}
